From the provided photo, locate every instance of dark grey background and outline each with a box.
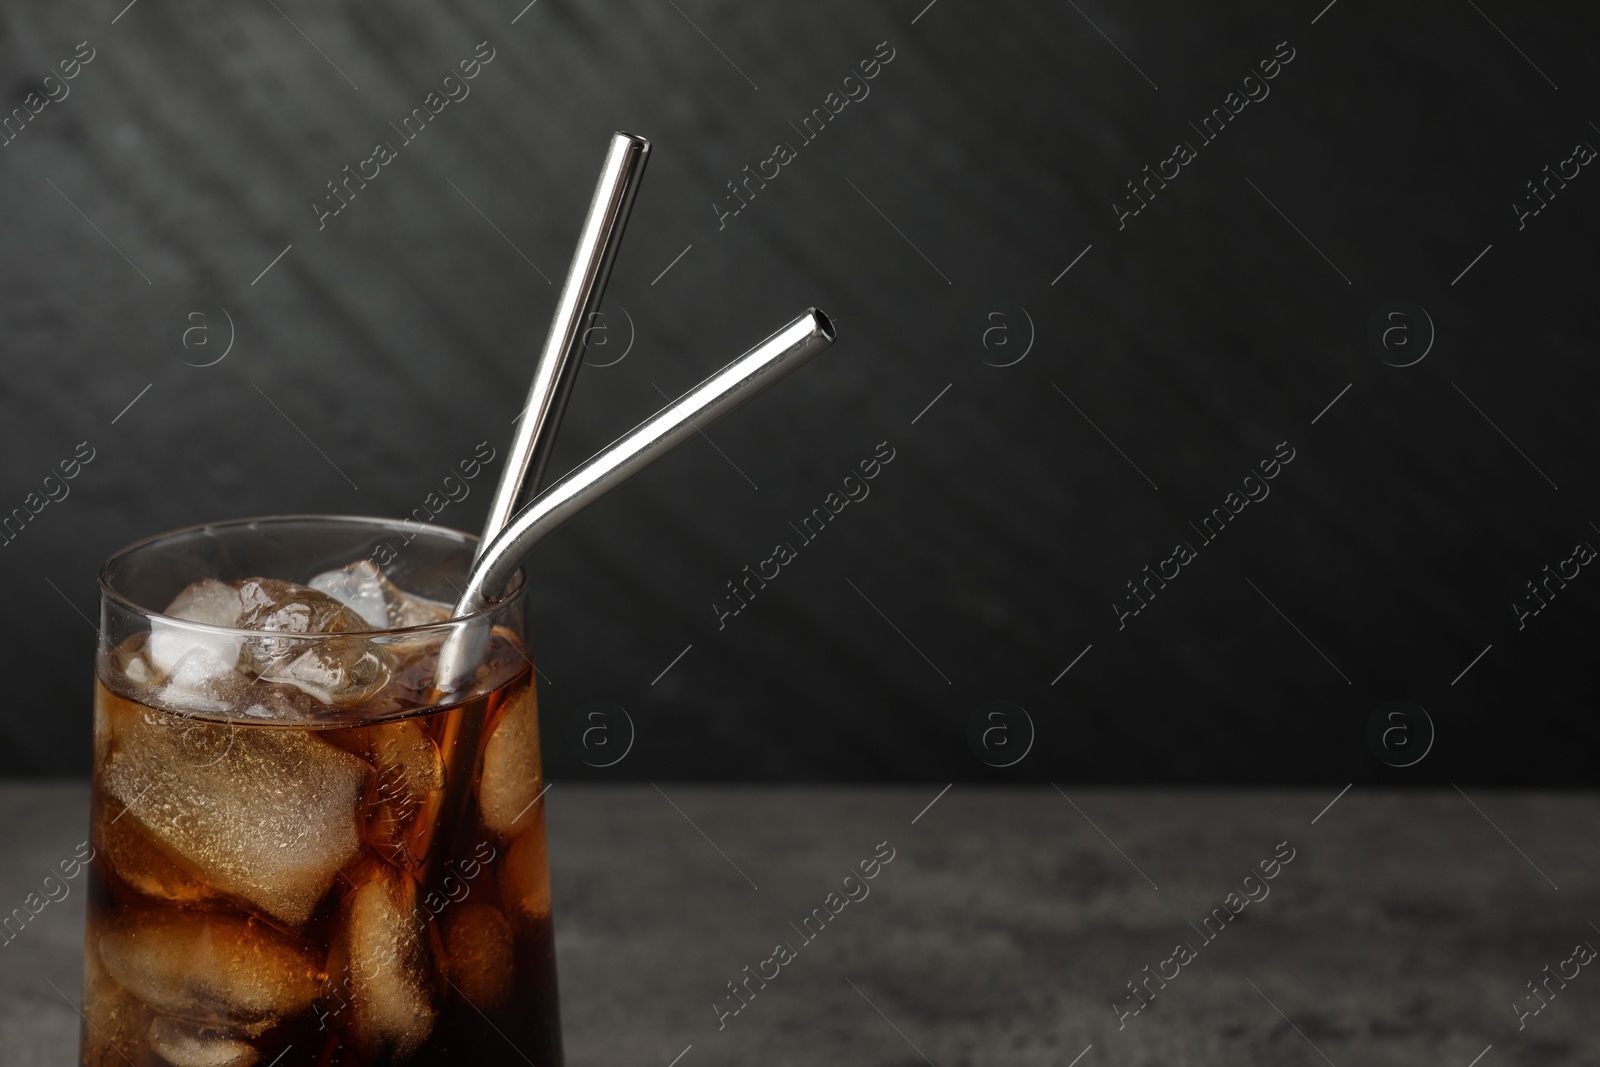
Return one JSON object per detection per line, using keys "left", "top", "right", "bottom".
{"left": 1, "top": 0, "right": 1595, "bottom": 782}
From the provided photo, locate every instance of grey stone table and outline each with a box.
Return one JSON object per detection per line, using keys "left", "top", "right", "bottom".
{"left": 3, "top": 783, "right": 1596, "bottom": 1066}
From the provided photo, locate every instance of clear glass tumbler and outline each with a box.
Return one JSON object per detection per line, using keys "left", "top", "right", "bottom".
{"left": 82, "top": 516, "right": 561, "bottom": 1067}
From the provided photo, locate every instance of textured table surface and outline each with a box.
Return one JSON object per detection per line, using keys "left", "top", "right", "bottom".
{"left": 2, "top": 782, "right": 1596, "bottom": 1066}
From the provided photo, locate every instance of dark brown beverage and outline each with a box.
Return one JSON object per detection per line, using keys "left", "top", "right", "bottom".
{"left": 85, "top": 548, "right": 560, "bottom": 1067}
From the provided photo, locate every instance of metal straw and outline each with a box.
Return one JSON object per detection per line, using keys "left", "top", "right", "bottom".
{"left": 434, "top": 308, "right": 836, "bottom": 693}
{"left": 478, "top": 131, "right": 652, "bottom": 554}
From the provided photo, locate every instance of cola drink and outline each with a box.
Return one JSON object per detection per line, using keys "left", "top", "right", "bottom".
{"left": 83, "top": 520, "right": 561, "bottom": 1067}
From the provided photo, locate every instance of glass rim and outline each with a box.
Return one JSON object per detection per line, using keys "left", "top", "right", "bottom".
{"left": 98, "top": 513, "right": 527, "bottom": 638}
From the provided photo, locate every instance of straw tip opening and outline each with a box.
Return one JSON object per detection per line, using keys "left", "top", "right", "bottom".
{"left": 811, "top": 307, "right": 836, "bottom": 342}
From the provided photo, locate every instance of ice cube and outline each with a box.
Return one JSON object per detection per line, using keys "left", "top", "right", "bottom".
{"left": 393, "top": 598, "right": 451, "bottom": 629}
{"left": 149, "top": 580, "right": 245, "bottom": 680}
{"left": 97, "top": 910, "right": 321, "bottom": 1032}
{"left": 439, "top": 903, "right": 514, "bottom": 1010}
{"left": 106, "top": 638, "right": 159, "bottom": 703}
{"left": 362, "top": 718, "right": 446, "bottom": 874}
{"left": 82, "top": 948, "right": 151, "bottom": 1067}
{"left": 371, "top": 718, "right": 446, "bottom": 796}
{"left": 103, "top": 716, "right": 370, "bottom": 927}
{"left": 235, "top": 577, "right": 372, "bottom": 667}
{"left": 237, "top": 577, "right": 371, "bottom": 636}
{"left": 148, "top": 1017, "right": 262, "bottom": 1067}
{"left": 96, "top": 808, "right": 218, "bottom": 906}
{"left": 477, "top": 680, "right": 543, "bottom": 838}
{"left": 169, "top": 579, "right": 244, "bottom": 628}
{"left": 157, "top": 657, "right": 252, "bottom": 718}
{"left": 233, "top": 680, "right": 320, "bottom": 722}
{"left": 95, "top": 680, "right": 138, "bottom": 772}
{"left": 497, "top": 825, "right": 551, "bottom": 936}
{"left": 234, "top": 578, "right": 394, "bottom": 707}
{"left": 309, "top": 563, "right": 391, "bottom": 629}
{"left": 326, "top": 863, "right": 437, "bottom": 1060}
{"left": 258, "top": 639, "right": 393, "bottom": 707}
{"left": 310, "top": 563, "right": 453, "bottom": 630}
{"left": 139, "top": 708, "right": 241, "bottom": 769}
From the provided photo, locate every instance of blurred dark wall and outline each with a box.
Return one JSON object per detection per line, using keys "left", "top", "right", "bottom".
{"left": 1, "top": 0, "right": 1596, "bottom": 782}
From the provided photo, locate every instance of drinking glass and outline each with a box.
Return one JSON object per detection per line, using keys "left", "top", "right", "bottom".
{"left": 83, "top": 516, "right": 560, "bottom": 1067}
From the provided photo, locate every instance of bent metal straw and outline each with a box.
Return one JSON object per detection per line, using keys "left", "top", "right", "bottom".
{"left": 435, "top": 309, "right": 836, "bottom": 693}
{"left": 478, "top": 131, "right": 652, "bottom": 553}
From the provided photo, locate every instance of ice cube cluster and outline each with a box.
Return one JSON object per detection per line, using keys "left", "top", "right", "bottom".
{"left": 118, "top": 567, "right": 454, "bottom": 722}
